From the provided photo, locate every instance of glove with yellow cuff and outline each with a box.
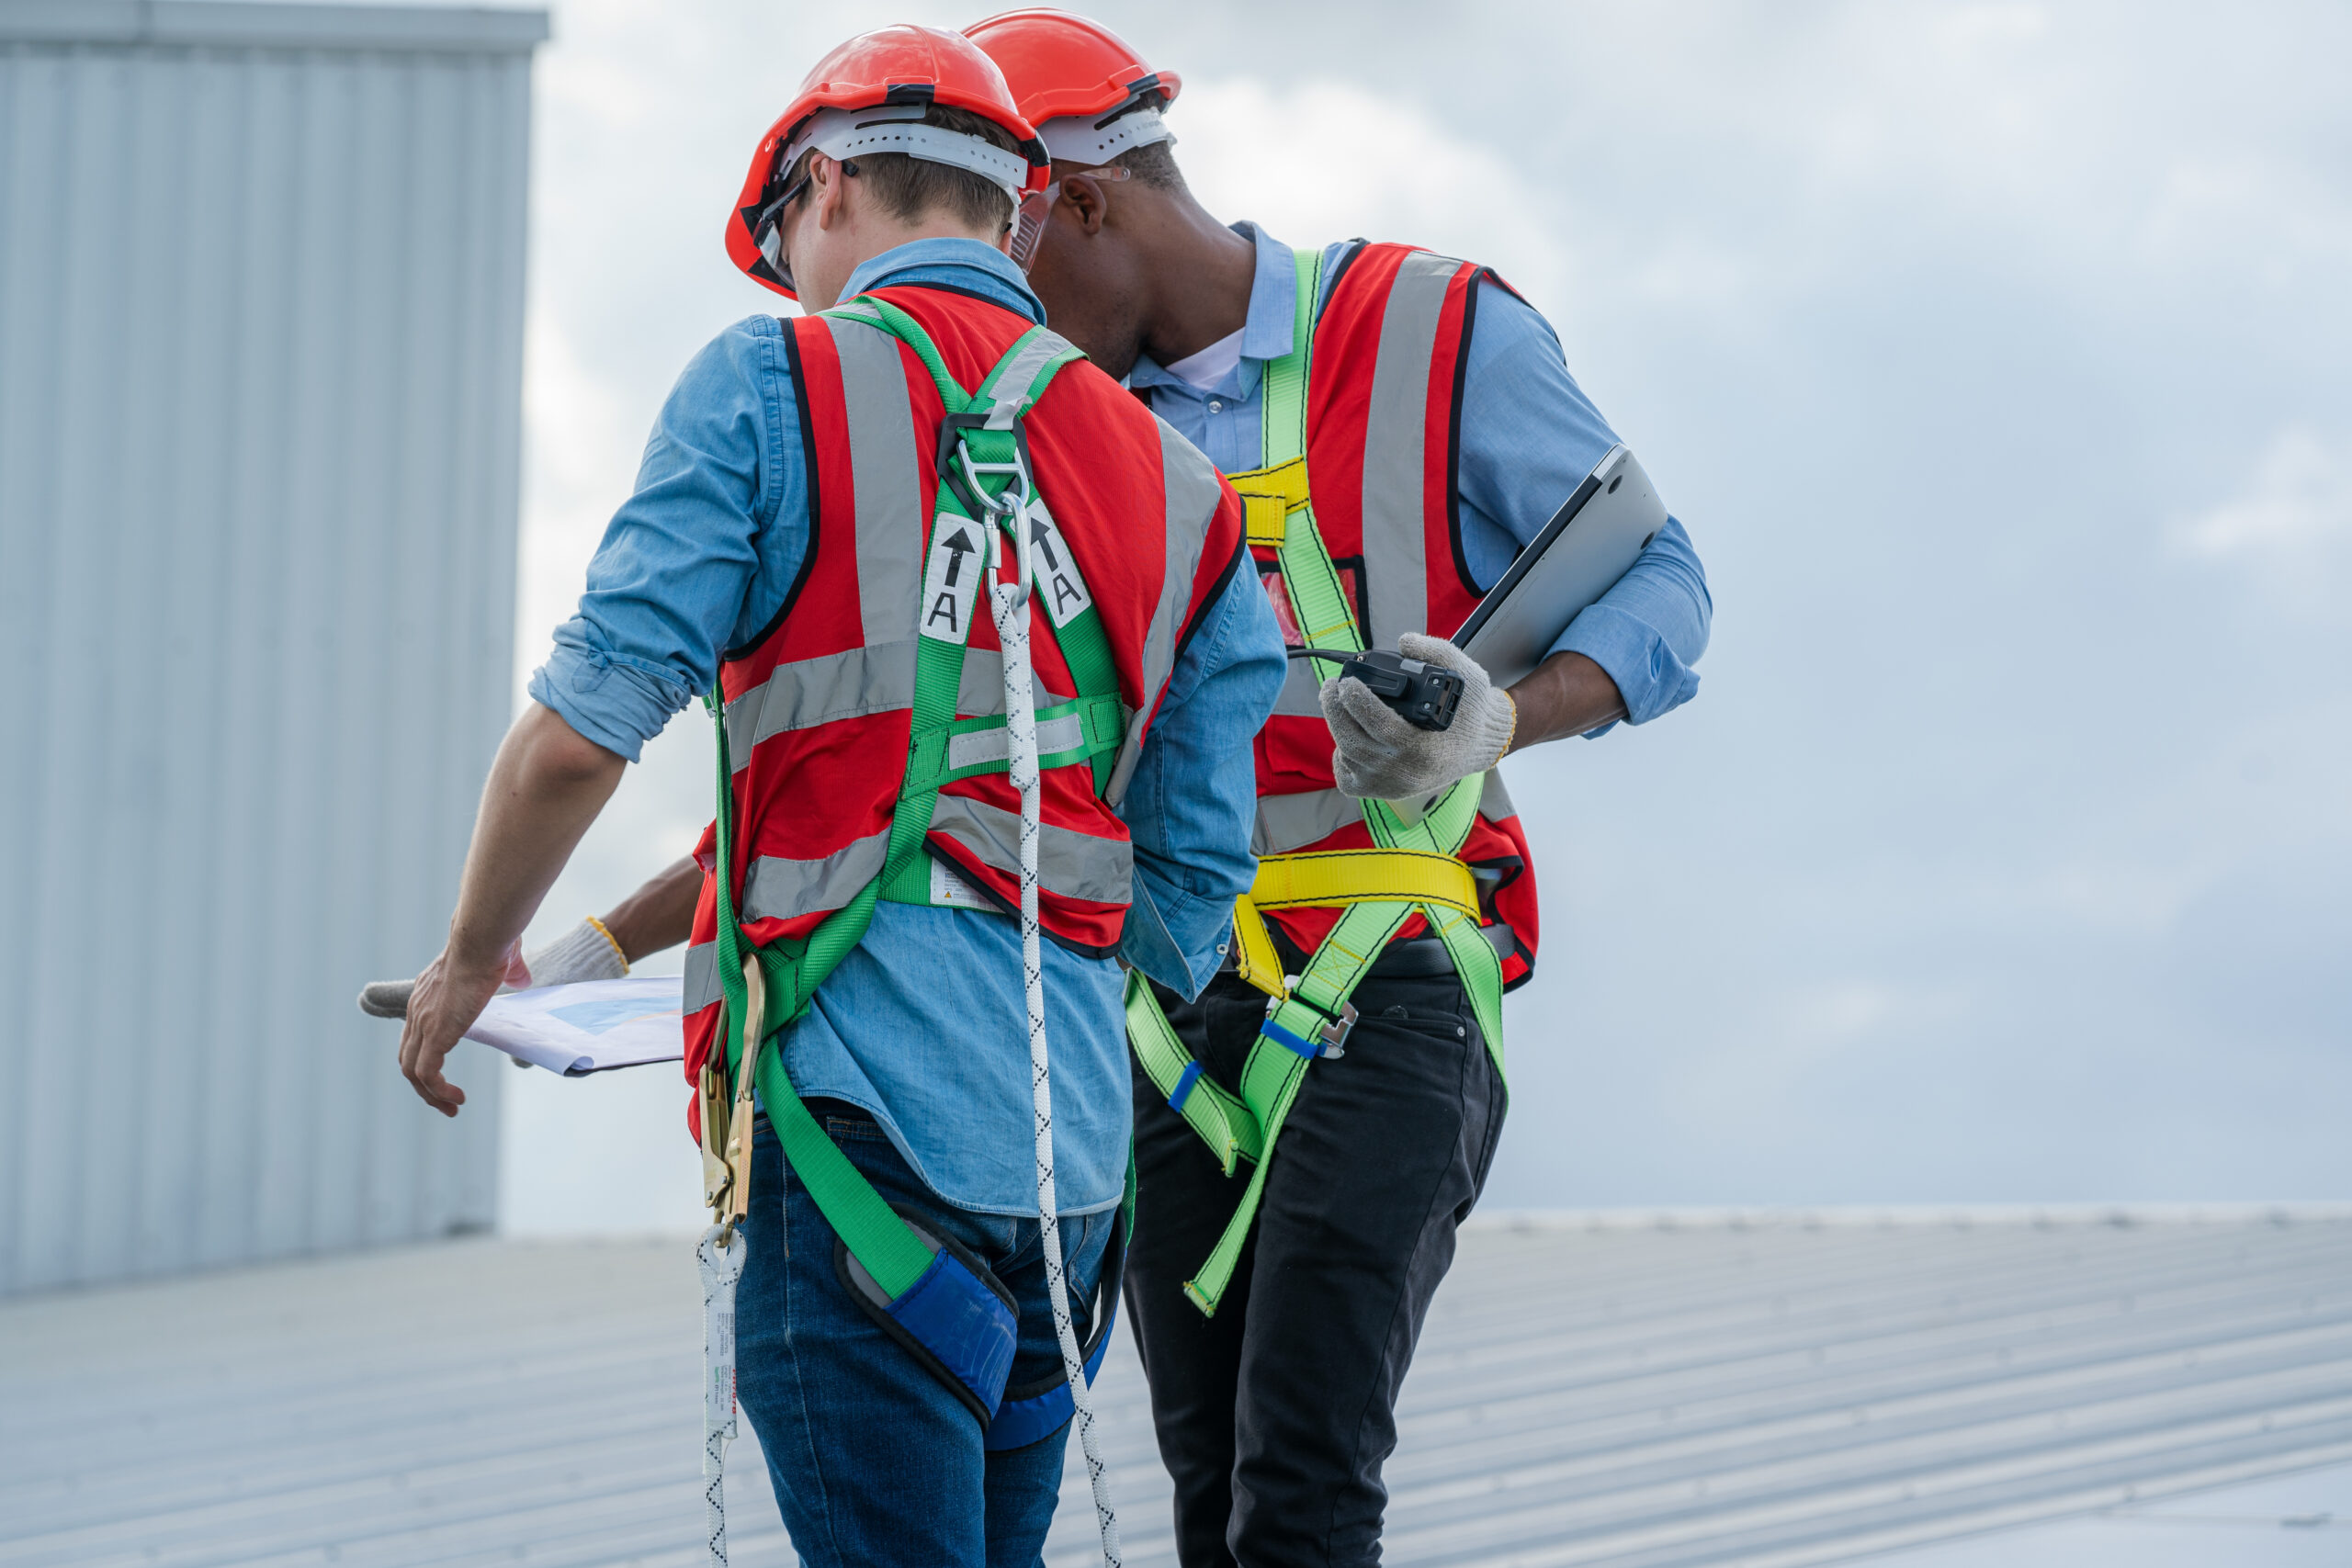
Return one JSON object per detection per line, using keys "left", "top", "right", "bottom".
{"left": 356, "top": 916, "right": 629, "bottom": 1020}
{"left": 1320, "top": 633, "right": 1517, "bottom": 802}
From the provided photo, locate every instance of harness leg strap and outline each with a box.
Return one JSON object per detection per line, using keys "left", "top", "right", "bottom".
{"left": 1181, "top": 901, "right": 1413, "bottom": 1314}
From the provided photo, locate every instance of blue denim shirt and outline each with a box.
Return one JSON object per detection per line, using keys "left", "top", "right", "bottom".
{"left": 1128, "top": 223, "right": 1712, "bottom": 728}
{"left": 529, "top": 239, "right": 1285, "bottom": 1217}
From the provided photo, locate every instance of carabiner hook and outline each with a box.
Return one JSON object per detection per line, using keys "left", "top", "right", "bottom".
{"left": 992, "top": 482, "right": 1035, "bottom": 612}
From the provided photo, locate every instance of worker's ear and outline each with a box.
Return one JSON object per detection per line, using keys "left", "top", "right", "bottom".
{"left": 809, "top": 152, "right": 852, "bottom": 231}
{"left": 1056, "top": 171, "right": 1115, "bottom": 237}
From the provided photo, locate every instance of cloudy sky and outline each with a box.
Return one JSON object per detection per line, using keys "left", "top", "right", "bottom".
{"left": 485, "top": 0, "right": 2352, "bottom": 1233}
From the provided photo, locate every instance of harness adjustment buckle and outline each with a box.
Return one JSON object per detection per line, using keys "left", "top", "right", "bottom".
{"left": 1316, "top": 1000, "right": 1359, "bottom": 1058}
{"left": 1269, "top": 989, "right": 1358, "bottom": 1058}
{"left": 936, "top": 411, "right": 1036, "bottom": 525}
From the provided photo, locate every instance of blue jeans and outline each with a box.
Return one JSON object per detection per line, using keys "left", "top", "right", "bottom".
{"left": 734, "top": 1109, "right": 1117, "bottom": 1568}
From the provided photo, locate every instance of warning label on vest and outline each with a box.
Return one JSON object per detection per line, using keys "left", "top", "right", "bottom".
{"left": 920, "top": 513, "right": 987, "bottom": 644}
{"left": 930, "top": 855, "right": 1002, "bottom": 912}
{"left": 1026, "top": 503, "right": 1095, "bottom": 630}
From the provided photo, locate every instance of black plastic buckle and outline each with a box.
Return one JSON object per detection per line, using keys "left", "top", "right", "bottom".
{"left": 937, "top": 411, "right": 1035, "bottom": 524}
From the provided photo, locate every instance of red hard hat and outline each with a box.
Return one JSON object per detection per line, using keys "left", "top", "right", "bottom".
{"left": 962, "top": 9, "right": 1181, "bottom": 149}
{"left": 726, "top": 24, "right": 1050, "bottom": 299}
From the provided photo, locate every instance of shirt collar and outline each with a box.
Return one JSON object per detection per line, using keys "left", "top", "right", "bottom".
{"left": 1127, "top": 220, "right": 1296, "bottom": 396}
{"left": 835, "top": 236, "right": 1046, "bottom": 325}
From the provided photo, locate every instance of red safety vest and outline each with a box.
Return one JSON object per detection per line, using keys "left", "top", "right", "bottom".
{"left": 1246, "top": 243, "right": 1540, "bottom": 987}
{"left": 681, "top": 285, "right": 1244, "bottom": 1083}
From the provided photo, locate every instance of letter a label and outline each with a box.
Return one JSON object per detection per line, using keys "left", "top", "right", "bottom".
{"left": 1026, "top": 503, "right": 1095, "bottom": 630}
{"left": 921, "top": 513, "right": 985, "bottom": 644}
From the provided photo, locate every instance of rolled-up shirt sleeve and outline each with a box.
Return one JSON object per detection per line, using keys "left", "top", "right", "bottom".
{"left": 1116, "top": 554, "right": 1287, "bottom": 998}
{"left": 1453, "top": 279, "right": 1712, "bottom": 736}
{"left": 1554, "top": 516, "right": 1709, "bottom": 728}
{"left": 526, "top": 318, "right": 801, "bottom": 761}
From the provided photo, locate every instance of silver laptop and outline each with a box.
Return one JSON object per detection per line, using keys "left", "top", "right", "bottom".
{"left": 1452, "top": 444, "right": 1667, "bottom": 688}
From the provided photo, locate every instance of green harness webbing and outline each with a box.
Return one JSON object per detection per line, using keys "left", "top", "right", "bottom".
{"left": 707, "top": 295, "right": 1115, "bottom": 1299}
{"left": 1125, "top": 247, "right": 1510, "bottom": 1315}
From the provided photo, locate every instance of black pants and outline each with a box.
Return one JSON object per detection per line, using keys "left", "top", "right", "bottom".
{"left": 1125, "top": 939, "right": 1508, "bottom": 1566}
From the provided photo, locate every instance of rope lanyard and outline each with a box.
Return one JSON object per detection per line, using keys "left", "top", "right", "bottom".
{"left": 695, "top": 295, "right": 1121, "bottom": 1566}
{"left": 991, "top": 473, "right": 1124, "bottom": 1568}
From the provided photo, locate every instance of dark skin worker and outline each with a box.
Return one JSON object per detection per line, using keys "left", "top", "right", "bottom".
{"left": 1023, "top": 161, "right": 1628, "bottom": 753}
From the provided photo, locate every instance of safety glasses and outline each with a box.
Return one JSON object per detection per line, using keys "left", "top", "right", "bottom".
{"left": 753, "top": 170, "right": 816, "bottom": 294}
{"left": 1009, "top": 164, "right": 1130, "bottom": 274}
{"left": 758, "top": 159, "right": 1132, "bottom": 291}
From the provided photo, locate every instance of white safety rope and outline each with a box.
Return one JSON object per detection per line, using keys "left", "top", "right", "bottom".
{"left": 696, "top": 1223, "right": 745, "bottom": 1568}
{"left": 993, "top": 496, "right": 1123, "bottom": 1568}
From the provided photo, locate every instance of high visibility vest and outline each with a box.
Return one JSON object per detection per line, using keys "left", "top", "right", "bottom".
{"left": 680, "top": 284, "right": 1244, "bottom": 1087}
{"left": 1239, "top": 241, "right": 1540, "bottom": 987}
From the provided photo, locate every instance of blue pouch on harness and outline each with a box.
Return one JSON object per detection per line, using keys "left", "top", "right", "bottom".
{"left": 836, "top": 1222, "right": 1018, "bottom": 1425}
{"left": 984, "top": 1215, "right": 1126, "bottom": 1451}
{"left": 836, "top": 1209, "right": 1127, "bottom": 1447}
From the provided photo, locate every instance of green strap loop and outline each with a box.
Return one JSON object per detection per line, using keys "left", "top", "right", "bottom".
{"left": 1125, "top": 971, "right": 1262, "bottom": 1175}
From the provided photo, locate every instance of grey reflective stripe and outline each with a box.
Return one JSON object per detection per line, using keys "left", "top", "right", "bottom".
{"left": 947, "top": 712, "right": 1085, "bottom": 772}
{"left": 956, "top": 649, "right": 1072, "bottom": 716}
{"left": 683, "top": 941, "right": 719, "bottom": 1015}
{"left": 1360, "top": 251, "right": 1461, "bottom": 649}
{"left": 825, "top": 315, "right": 923, "bottom": 649}
{"left": 739, "top": 829, "right": 892, "bottom": 923}
{"left": 986, "top": 330, "right": 1072, "bottom": 428}
{"left": 1252, "top": 788, "right": 1361, "bottom": 856}
{"left": 1252, "top": 773, "right": 1514, "bottom": 857}
{"left": 1106, "top": 417, "right": 1228, "bottom": 807}
{"left": 1479, "top": 769, "right": 1516, "bottom": 822}
{"left": 1273, "top": 657, "right": 1324, "bottom": 717}
{"left": 724, "top": 642, "right": 1086, "bottom": 767}
{"left": 930, "top": 794, "right": 1134, "bottom": 907}
{"left": 727, "top": 642, "right": 919, "bottom": 768}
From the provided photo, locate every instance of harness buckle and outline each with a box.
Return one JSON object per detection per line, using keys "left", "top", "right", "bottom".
{"left": 1266, "top": 989, "right": 1357, "bottom": 1058}
{"left": 936, "top": 411, "right": 1036, "bottom": 524}
{"left": 1316, "top": 1001, "right": 1359, "bottom": 1058}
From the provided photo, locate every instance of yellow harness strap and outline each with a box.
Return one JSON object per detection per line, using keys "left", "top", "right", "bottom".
{"left": 1251, "top": 849, "right": 1480, "bottom": 919}
{"left": 1230, "top": 850, "right": 1482, "bottom": 1002}
{"left": 1233, "top": 456, "right": 1310, "bottom": 549}
{"left": 1228, "top": 895, "right": 1288, "bottom": 998}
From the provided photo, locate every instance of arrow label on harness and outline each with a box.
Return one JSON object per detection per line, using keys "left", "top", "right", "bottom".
{"left": 921, "top": 515, "right": 985, "bottom": 643}
{"left": 1026, "top": 502, "right": 1093, "bottom": 630}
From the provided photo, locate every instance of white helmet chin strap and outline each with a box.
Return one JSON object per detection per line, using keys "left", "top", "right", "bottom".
{"left": 777, "top": 103, "right": 1030, "bottom": 216}
{"left": 1038, "top": 103, "right": 1172, "bottom": 165}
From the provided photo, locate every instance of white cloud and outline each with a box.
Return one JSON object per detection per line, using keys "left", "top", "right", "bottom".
{"left": 2175, "top": 427, "right": 2352, "bottom": 558}
{"left": 1673, "top": 978, "right": 1972, "bottom": 1131}
{"left": 1171, "top": 76, "right": 1568, "bottom": 308}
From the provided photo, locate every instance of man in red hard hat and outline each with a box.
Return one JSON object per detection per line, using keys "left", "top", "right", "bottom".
{"left": 391, "top": 22, "right": 1283, "bottom": 1564}
{"left": 966, "top": 11, "right": 1714, "bottom": 1565}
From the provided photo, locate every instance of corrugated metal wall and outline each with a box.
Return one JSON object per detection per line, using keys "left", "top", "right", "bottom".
{"left": 0, "top": 2, "right": 545, "bottom": 1294}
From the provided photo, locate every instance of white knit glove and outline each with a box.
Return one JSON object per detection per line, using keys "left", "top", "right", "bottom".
{"left": 521, "top": 916, "right": 630, "bottom": 987}
{"left": 356, "top": 917, "right": 628, "bottom": 1020}
{"left": 1320, "top": 634, "right": 1517, "bottom": 802}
